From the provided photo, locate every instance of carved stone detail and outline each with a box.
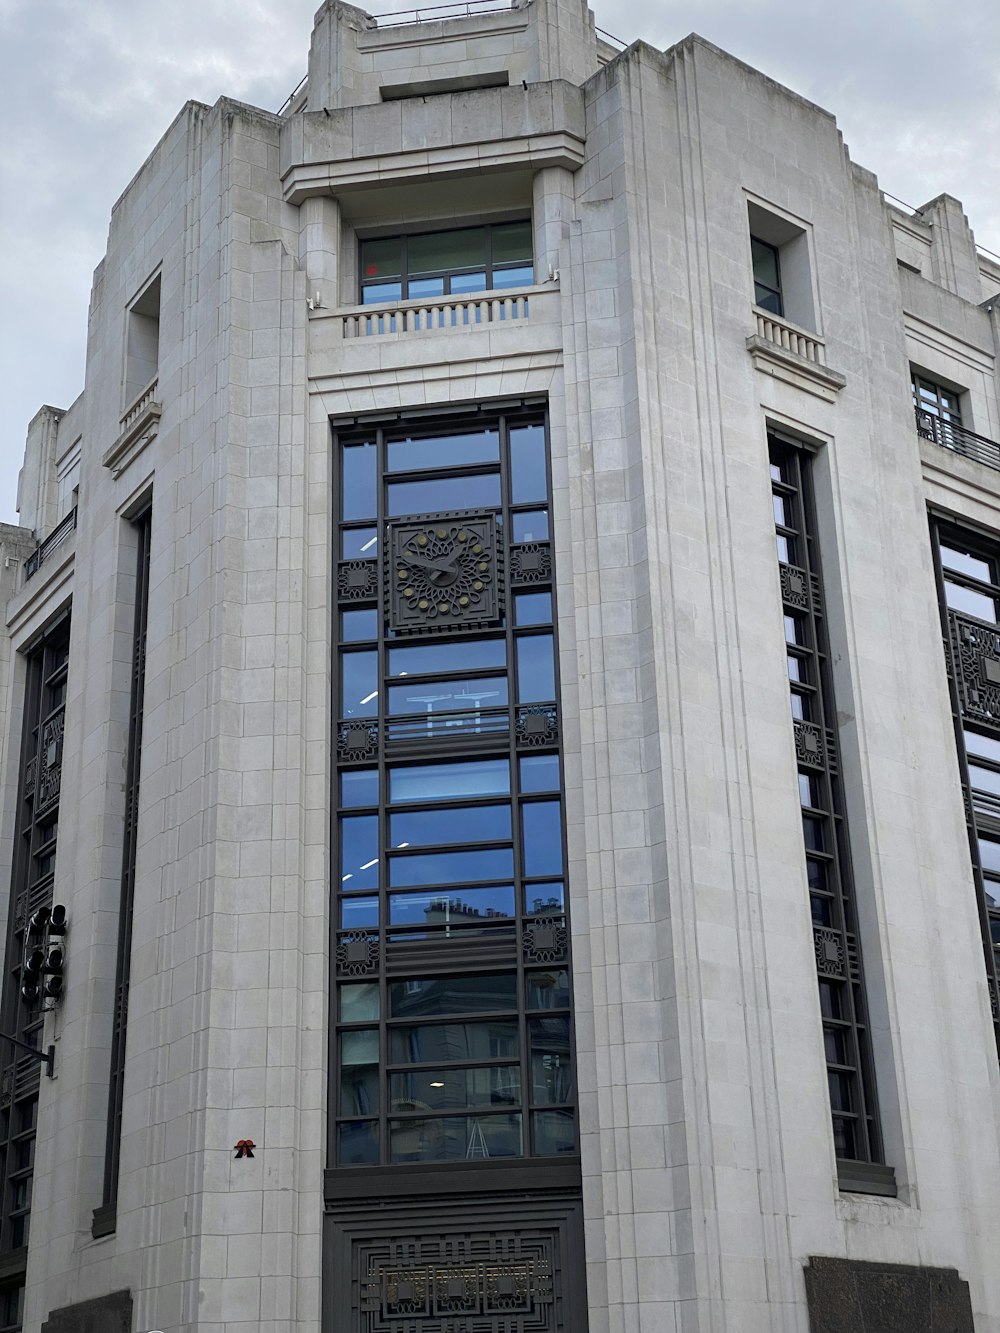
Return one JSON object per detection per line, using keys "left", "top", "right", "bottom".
{"left": 509, "top": 542, "right": 551, "bottom": 585}
{"left": 388, "top": 512, "right": 501, "bottom": 634}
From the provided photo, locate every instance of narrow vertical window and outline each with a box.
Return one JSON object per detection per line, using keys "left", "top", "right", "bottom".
{"left": 0, "top": 617, "right": 71, "bottom": 1324}
{"left": 930, "top": 519, "right": 1000, "bottom": 1057}
{"left": 93, "top": 508, "right": 152, "bottom": 1237}
{"left": 770, "top": 438, "right": 892, "bottom": 1193}
{"left": 124, "top": 274, "right": 160, "bottom": 410}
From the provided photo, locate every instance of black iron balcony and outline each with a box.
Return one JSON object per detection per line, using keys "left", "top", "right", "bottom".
{"left": 23, "top": 507, "right": 77, "bottom": 581}
{"left": 916, "top": 408, "right": 1000, "bottom": 471}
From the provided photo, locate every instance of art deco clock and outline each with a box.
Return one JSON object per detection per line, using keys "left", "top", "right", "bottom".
{"left": 387, "top": 512, "right": 502, "bottom": 634}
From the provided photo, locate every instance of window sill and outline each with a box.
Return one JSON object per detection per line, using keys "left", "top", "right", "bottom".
{"left": 746, "top": 329, "right": 846, "bottom": 402}
{"left": 103, "top": 381, "right": 161, "bottom": 478}
{"left": 837, "top": 1159, "right": 897, "bottom": 1197}
{"left": 91, "top": 1202, "right": 117, "bottom": 1239}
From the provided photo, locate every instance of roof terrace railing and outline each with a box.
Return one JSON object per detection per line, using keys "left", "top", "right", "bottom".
{"left": 916, "top": 408, "right": 1000, "bottom": 472}
{"left": 24, "top": 507, "right": 78, "bottom": 582}
{"left": 370, "top": 0, "right": 518, "bottom": 25}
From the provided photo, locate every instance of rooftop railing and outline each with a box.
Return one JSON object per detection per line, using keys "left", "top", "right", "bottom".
{"left": 24, "top": 507, "right": 77, "bottom": 582}
{"left": 916, "top": 408, "right": 1000, "bottom": 472}
{"left": 370, "top": 0, "right": 518, "bottom": 25}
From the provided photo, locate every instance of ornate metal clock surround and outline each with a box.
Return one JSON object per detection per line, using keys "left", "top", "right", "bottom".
{"left": 387, "top": 511, "right": 503, "bottom": 634}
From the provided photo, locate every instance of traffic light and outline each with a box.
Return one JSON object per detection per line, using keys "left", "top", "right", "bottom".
{"left": 19, "top": 905, "right": 68, "bottom": 1006}
{"left": 27, "top": 907, "right": 50, "bottom": 937}
{"left": 42, "top": 945, "right": 64, "bottom": 999}
{"left": 21, "top": 947, "right": 45, "bottom": 1004}
{"left": 48, "top": 904, "right": 67, "bottom": 936}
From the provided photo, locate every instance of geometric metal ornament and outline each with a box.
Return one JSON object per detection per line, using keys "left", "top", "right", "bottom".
{"left": 950, "top": 610, "right": 1000, "bottom": 726}
{"left": 388, "top": 512, "right": 502, "bottom": 634}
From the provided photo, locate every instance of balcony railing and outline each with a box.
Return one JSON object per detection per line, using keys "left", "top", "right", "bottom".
{"left": 916, "top": 409, "right": 1000, "bottom": 472}
{"left": 753, "top": 308, "right": 824, "bottom": 364}
{"left": 120, "top": 377, "right": 159, "bottom": 433}
{"left": 370, "top": 0, "right": 517, "bottom": 26}
{"left": 24, "top": 507, "right": 77, "bottom": 581}
{"left": 340, "top": 290, "right": 536, "bottom": 339}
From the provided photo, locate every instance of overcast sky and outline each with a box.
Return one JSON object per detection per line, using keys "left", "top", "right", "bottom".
{"left": 1, "top": 0, "right": 998, "bottom": 526}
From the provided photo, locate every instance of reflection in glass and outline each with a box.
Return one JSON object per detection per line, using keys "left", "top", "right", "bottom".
{"left": 388, "top": 637, "right": 505, "bottom": 677}
{"left": 341, "top": 441, "right": 377, "bottom": 521}
{"left": 340, "top": 1060, "right": 378, "bottom": 1116}
{"left": 965, "top": 729, "right": 1000, "bottom": 762}
{"left": 978, "top": 836, "right": 1000, "bottom": 874}
{"left": 512, "top": 509, "right": 549, "bottom": 543}
{"left": 341, "top": 650, "right": 377, "bottom": 718}
{"left": 341, "top": 607, "right": 378, "bottom": 642}
{"left": 390, "top": 803, "right": 511, "bottom": 848}
{"left": 387, "top": 675, "right": 507, "bottom": 716}
{"left": 514, "top": 592, "right": 552, "bottom": 626}
{"left": 945, "top": 581, "right": 997, "bottom": 623}
{"left": 522, "top": 802, "right": 563, "bottom": 876}
{"left": 530, "top": 1015, "right": 572, "bottom": 1103}
{"left": 361, "top": 281, "right": 402, "bottom": 305}
{"left": 389, "top": 973, "right": 517, "bottom": 1018}
{"left": 532, "top": 1109, "right": 575, "bottom": 1155}
{"left": 520, "top": 754, "right": 560, "bottom": 793}
{"left": 389, "top": 1113, "right": 522, "bottom": 1162}
{"left": 340, "top": 896, "right": 378, "bottom": 928}
{"left": 409, "top": 227, "right": 486, "bottom": 273}
{"left": 940, "top": 544, "right": 993, "bottom": 582}
{"left": 492, "top": 220, "right": 532, "bottom": 264}
{"left": 340, "top": 768, "right": 378, "bottom": 808}
{"left": 493, "top": 264, "right": 535, "bottom": 289}
{"left": 516, "top": 634, "right": 555, "bottom": 703}
{"left": 389, "top": 1065, "right": 521, "bottom": 1111}
{"left": 509, "top": 424, "right": 548, "bottom": 504}
{"left": 386, "top": 428, "right": 499, "bottom": 473}
{"left": 341, "top": 815, "right": 379, "bottom": 889}
{"left": 526, "top": 969, "right": 571, "bottom": 1009}
{"left": 339, "top": 983, "right": 379, "bottom": 1023}
{"left": 387, "top": 473, "right": 501, "bottom": 516}
{"left": 388, "top": 884, "right": 515, "bottom": 927}
{"left": 341, "top": 527, "right": 378, "bottom": 558}
{"left": 389, "top": 846, "right": 515, "bottom": 887}
{"left": 525, "top": 882, "right": 565, "bottom": 915}
{"left": 338, "top": 1120, "right": 379, "bottom": 1165}
{"left": 390, "top": 758, "right": 509, "bottom": 804}
{"left": 389, "top": 1020, "right": 519, "bottom": 1063}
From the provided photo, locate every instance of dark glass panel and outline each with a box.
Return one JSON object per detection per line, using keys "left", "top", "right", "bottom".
{"left": 389, "top": 1065, "right": 520, "bottom": 1111}
{"left": 752, "top": 237, "right": 780, "bottom": 288}
{"left": 339, "top": 984, "right": 379, "bottom": 1023}
{"left": 340, "top": 650, "right": 378, "bottom": 719}
{"left": 340, "top": 1063, "right": 379, "bottom": 1116}
{"left": 389, "top": 758, "right": 509, "bottom": 804}
{"left": 516, "top": 634, "right": 555, "bottom": 703}
{"left": 492, "top": 220, "right": 533, "bottom": 264}
{"left": 514, "top": 592, "right": 552, "bottom": 626}
{"left": 341, "top": 607, "right": 378, "bottom": 642}
{"left": 389, "top": 1113, "right": 521, "bottom": 1162}
{"left": 340, "top": 815, "right": 379, "bottom": 890}
{"left": 386, "top": 675, "right": 507, "bottom": 716}
{"left": 529, "top": 1016, "right": 573, "bottom": 1103}
{"left": 824, "top": 1028, "right": 848, "bottom": 1065}
{"left": 390, "top": 803, "right": 512, "bottom": 848}
{"left": 806, "top": 858, "right": 829, "bottom": 894}
{"left": 802, "top": 815, "right": 825, "bottom": 852}
{"left": 389, "top": 1020, "right": 519, "bottom": 1063}
{"left": 361, "top": 236, "right": 402, "bottom": 279}
{"left": 945, "top": 581, "right": 997, "bottom": 623}
{"left": 522, "top": 802, "right": 563, "bottom": 876}
{"left": 810, "top": 895, "right": 833, "bottom": 926}
{"left": 340, "top": 768, "right": 378, "bottom": 808}
{"left": 520, "top": 754, "right": 560, "bottom": 793}
{"left": 532, "top": 1109, "right": 576, "bottom": 1155}
{"left": 828, "top": 1070, "right": 853, "bottom": 1113}
{"left": 512, "top": 509, "right": 549, "bottom": 543}
{"left": 526, "top": 969, "right": 571, "bottom": 1009}
{"left": 340, "top": 896, "right": 378, "bottom": 928}
{"left": 818, "top": 981, "right": 844, "bottom": 1020}
{"left": 341, "top": 441, "right": 377, "bottom": 521}
{"left": 389, "top": 846, "right": 515, "bottom": 887}
{"left": 832, "top": 1117, "right": 857, "bottom": 1161}
{"left": 388, "top": 637, "right": 505, "bottom": 676}
{"left": 409, "top": 227, "right": 486, "bottom": 274}
{"left": 388, "top": 885, "right": 515, "bottom": 928}
{"left": 387, "top": 473, "right": 501, "bottom": 516}
{"left": 386, "top": 428, "right": 499, "bottom": 473}
{"left": 525, "top": 882, "right": 565, "bottom": 914}
{"left": 755, "top": 285, "right": 782, "bottom": 315}
{"left": 338, "top": 1120, "right": 379, "bottom": 1166}
{"left": 389, "top": 973, "right": 517, "bottom": 1019}
{"left": 509, "top": 424, "right": 548, "bottom": 504}
{"left": 341, "top": 527, "right": 378, "bottom": 558}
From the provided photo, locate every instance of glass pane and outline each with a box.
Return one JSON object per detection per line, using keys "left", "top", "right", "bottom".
{"left": 520, "top": 754, "right": 560, "bottom": 793}
{"left": 964, "top": 729, "right": 1000, "bottom": 762}
{"left": 341, "top": 607, "right": 378, "bottom": 642}
{"left": 784, "top": 614, "right": 805, "bottom": 645}
{"left": 798, "top": 772, "right": 820, "bottom": 808}
{"left": 832, "top": 1116, "right": 857, "bottom": 1161}
{"left": 516, "top": 634, "right": 555, "bottom": 703}
{"left": 409, "top": 227, "right": 486, "bottom": 273}
{"left": 776, "top": 534, "right": 793, "bottom": 562}
{"left": 386, "top": 428, "right": 499, "bottom": 473}
{"left": 407, "top": 276, "right": 445, "bottom": 299}
{"left": 533, "top": 1109, "right": 575, "bottom": 1155}
{"left": 390, "top": 758, "right": 510, "bottom": 804}
{"left": 824, "top": 1028, "right": 848, "bottom": 1065}
{"left": 828, "top": 1070, "right": 853, "bottom": 1113}
{"left": 526, "top": 969, "right": 571, "bottom": 1008}
{"left": 512, "top": 509, "right": 549, "bottom": 543}
{"left": 492, "top": 264, "right": 534, "bottom": 290}
{"left": 819, "top": 981, "right": 843, "bottom": 1020}
{"left": 802, "top": 815, "right": 825, "bottom": 852}
{"left": 338, "top": 1120, "right": 379, "bottom": 1165}
{"left": 389, "top": 1019, "right": 519, "bottom": 1063}
{"left": 492, "top": 221, "right": 533, "bottom": 264}
{"left": 341, "top": 441, "right": 377, "bottom": 521}
{"left": 450, "top": 271, "right": 487, "bottom": 295}
{"left": 969, "top": 764, "right": 1000, "bottom": 796}
{"left": 361, "top": 236, "right": 401, "bottom": 279}
{"left": 341, "top": 527, "right": 378, "bottom": 558}
{"left": 340, "top": 896, "right": 378, "bottom": 928}
{"left": 979, "top": 836, "right": 1000, "bottom": 874}
{"left": 341, "top": 1027, "right": 379, "bottom": 1065}
{"left": 390, "top": 803, "right": 512, "bottom": 848}
{"left": 341, "top": 650, "right": 378, "bottom": 718}
{"left": 755, "top": 284, "right": 782, "bottom": 316}
{"left": 387, "top": 675, "right": 507, "bottom": 716}
{"left": 514, "top": 592, "right": 552, "bottom": 626}
{"left": 389, "top": 1112, "right": 521, "bottom": 1162}
{"left": 341, "top": 815, "right": 379, "bottom": 889}
{"left": 341, "top": 768, "right": 378, "bottom": 808}
{"left": 810, "top": 895, "right": 833, "bottom": 925}
{"left": 389, "top": 846, "right": 515, "bottom": 886}
{"left": 940, "top": 543, "right": 993, "bottom": 583}
{"left": 389, "top": 1065, "right": 521, "bottom": 1111}
{"left": 772, "top": 494, "right": 791, "bottom": 527}
{"left": 389, "top": 973, "right": 517, "bottom": 1019}
{"left": 525, "top": 882, "right": 565, "bottom": 914}
{"left": 339, "top": 984, "right": 379, "bottom": 1023}
{"left": 945, "top": 581, "right": 997, "bottom": 622}
{"left": 388, "top": 637, "right": 505, "bottom": 676}
{"left": 340, "top": 1061, "right": 378, "bottom": 1115}
{"left": 787, "top": 653, "right": 805, "bottom": 682}
{"left": 387, "top": 473, "right": 501, "bottom": 516}
{"left": 751, "top": 237, "right": 779, "bottom": 288}
{"left": 522, "top": 801, "right": 563, "bottom": 876}
{"left": 361, "top": 281, "right": 402, "bottom": 306}
{"left": 790, "top": 691, "right": 810, "bottom": 720}
{"left": 530, "top": 1015, "right": 572, "bottom": 1103}
{"left": 509, "top": 424, "right": 548, "bottom": 504}
{"left": 388, "top": 884, "right": 515, "bottom": 927}
{"left": 806, "top": 858, "right": 829, "bottom": 894}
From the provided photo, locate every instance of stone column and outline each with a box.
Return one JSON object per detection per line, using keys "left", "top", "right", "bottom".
{"left": 299, "top": 194, "right": 342, "bottom": 310}
{"left": 532, "top": 166, "right": 576, "bottom": 286}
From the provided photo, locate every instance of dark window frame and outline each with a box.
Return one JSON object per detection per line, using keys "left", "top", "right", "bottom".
{"left": 359, "top": 221, "right": 534, "bottom": 305}
{"left": 751, "top": 235, "right": 783, "bottom": 316}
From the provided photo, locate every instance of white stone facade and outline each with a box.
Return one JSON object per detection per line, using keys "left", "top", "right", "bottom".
{"left": 3, "top": 2, "right": 1000, "bottom": 1331}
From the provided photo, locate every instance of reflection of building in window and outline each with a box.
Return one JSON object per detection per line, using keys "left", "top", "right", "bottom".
{"left": 360, "top": 222, "right": 533, "bottom": 304}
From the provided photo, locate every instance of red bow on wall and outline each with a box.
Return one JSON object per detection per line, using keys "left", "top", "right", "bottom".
{"left": 233, "top": 1140, "right": 255, "bottom": 1158}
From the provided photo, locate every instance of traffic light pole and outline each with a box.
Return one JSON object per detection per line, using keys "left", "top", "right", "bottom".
{"left": 0, "top": 1032, "right": 54, "bottom": 1077}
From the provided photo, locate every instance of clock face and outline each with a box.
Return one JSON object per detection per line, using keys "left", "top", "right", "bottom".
{"left": 388, "top": 514, "right": 501, "bottom": 633}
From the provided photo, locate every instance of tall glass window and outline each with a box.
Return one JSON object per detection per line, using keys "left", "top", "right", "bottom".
{"left": 359, "top": 222, "right": 534, "bottom": 305}
{"left": 770, "top": 438, "right": 889, "bottom": 1186}
{"left": 332, "top": 406, "right": 578, "bottom": 1172}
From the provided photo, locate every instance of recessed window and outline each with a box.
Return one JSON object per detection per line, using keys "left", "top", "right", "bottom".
{"left": 124, "top": 273, "right": 161, "bottom": 406}
{"left": 912, "top": 372, "right": 962, "bottom": 425}
{"left": 360, "top": 222, "right": 533, "bottom": 305}
{"left": 747, "top": 201, "right": 816, "bottom": 330}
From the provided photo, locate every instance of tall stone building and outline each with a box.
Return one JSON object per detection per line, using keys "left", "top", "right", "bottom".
{"left": 2, "top": 1, "right": 999, "bottom": 1330}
